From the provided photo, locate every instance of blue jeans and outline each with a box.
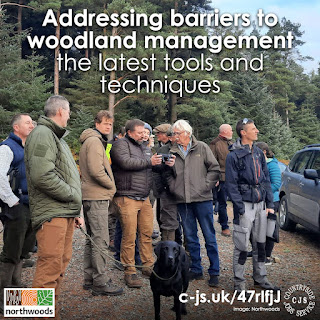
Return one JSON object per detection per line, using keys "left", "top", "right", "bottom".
{"left": 114, "top": 219, "right": 141, "bottom": 265}
{"left": 216, "top": 182, "right": 229, "bottom": 230}
{"left": 178, "top": 201, "right": 220, "bottom": 275}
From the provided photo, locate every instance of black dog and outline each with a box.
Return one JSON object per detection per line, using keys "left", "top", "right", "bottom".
{"left": 150, "top": 241, "right": 189, "bottom": 320}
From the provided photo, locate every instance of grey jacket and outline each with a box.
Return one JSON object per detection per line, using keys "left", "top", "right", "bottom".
{"left": 167, "top": 136, "right": 220, "bottom": 203}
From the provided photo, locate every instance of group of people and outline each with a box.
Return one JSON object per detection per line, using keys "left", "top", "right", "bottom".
{"left": 0, "top": 95, "right": 281, "bottom": 318}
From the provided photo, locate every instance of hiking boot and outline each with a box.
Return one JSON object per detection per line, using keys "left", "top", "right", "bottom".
{"left": 83, "top": 283, "right": 93, "bottom": 290}
{"left": 254, "top": 280, "right": 280, "bottom": 292}
{"left": 92, "top": 279, "right": 124, "bottom": 296}
{"left": 188, "top": 271, "right": 204, "bottom": 281}
{"left": 221, "top": 229, "right": 231, "bottom": 237}
{"left": 208, "top": 275, "right": 219, "bottom": 287}
{"left": 265, "top": 257, "right": 273, "bottom": 266}
{"left": 124, "top": 274, "right": 142, "bottom": 288}
{"left": 114, "top": 260, "right": 125, "bottom": 271}
{"left": 141, "top": 267, "right": 153, "bottom": 278}
{"left": 234, "top": 283, "right": 251, "bottom": 299}
{"left": 22, "top": 259, "right": 35, "bottom": 268}
{"left": 273, "top": 256, "right": 281, "bottom": 263}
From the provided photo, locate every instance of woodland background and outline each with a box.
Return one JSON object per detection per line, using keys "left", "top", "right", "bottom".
{"left": 1, "top": 0, "right": 320, "bottom": 158}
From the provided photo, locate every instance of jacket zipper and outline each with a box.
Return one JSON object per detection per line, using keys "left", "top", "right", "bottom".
{"left": 252, "top": 153, "right": 261, "bottom": 201}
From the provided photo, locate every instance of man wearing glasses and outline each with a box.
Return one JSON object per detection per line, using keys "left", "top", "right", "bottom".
{"left": 225, "top": 118, "right": 279, "bottom": 294}
{"left": 165, "top": 120, "right": 221, "bottom": 287}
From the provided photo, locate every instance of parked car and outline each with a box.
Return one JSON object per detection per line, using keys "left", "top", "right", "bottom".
{"left": 279, "top": 144, "right": 320, "bottom": 232}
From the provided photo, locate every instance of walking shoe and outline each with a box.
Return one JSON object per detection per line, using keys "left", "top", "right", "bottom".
{"left": 273, "top": 256, "right": 281, "bottom": 263}
{"left": 125, "top": 274, "right": 142, "bottom": 288}
{"left": 22, "top": 259, "right": 35, "bottom": 268}
{"left": 114, "top": 260, "right": 125, "bottom": 271}
{"left": 83, "top": 283, "right": 93, "bottom": 290}
{"left": 254, "top": 280, "right": 280, "bottom": 292}
{"left": 265, "top": 257, "right": 273, "bottom": 266}
{"left": 221, "top": 229, "right": 231, "bottom": 237}
{"left": 92, "top": 279, "right": 124, "bottom": 296}
{"left": 188, "top": 271, "right": 204, "bottom": 281}
{"left": 208, "top": 275, "right": 219, "bottom": 287}
{"left": 247, "top": 251, "right": 253, "bottom": 258}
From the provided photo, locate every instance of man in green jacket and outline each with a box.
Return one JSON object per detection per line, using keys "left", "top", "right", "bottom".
{"left": 24, "top": 95, "right": 83, "bottom": 320}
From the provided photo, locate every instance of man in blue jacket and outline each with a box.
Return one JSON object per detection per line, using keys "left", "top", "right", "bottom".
{"left": 225, "top": 118, "right": 279, "bottom": 293}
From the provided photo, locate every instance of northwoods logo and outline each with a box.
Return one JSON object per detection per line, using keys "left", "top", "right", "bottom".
{"left": 4, "top": 288, "right": 55, "bottom": 318}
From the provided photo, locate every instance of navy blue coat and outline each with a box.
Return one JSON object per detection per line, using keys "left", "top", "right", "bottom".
{"left": 225, "top": 139, "right": 274, "bottom": 219}
{"left": 0, "top": 132, "right": 29, "bottom": 205}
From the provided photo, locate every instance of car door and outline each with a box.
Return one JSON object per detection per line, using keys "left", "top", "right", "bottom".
{"left": 298, "top": 150, "right": 320, "bottom": 228}
{"left": 286, "top": 150, "right": 313, "bottom": 217}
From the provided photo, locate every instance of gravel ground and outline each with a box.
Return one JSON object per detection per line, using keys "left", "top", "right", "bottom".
{"left": 1, "top": 203, "right": 320, "bottom": 320}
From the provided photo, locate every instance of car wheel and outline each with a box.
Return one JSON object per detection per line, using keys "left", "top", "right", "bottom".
{"left": 279, "top": 195, "right": 296, "bottom": 231}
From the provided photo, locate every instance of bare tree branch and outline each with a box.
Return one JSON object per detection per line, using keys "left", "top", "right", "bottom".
{"left": 0, "top": 2, "right": 35, "bottom": 10}
{"left": 113, "top": 95, "right": 137, "bottom": 109}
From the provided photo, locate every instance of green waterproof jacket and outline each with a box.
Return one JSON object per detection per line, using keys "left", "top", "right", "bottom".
{"left": 25, "top": 116, "right": 82, "bottom": 230}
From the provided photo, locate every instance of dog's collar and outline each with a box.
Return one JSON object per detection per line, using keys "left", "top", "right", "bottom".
{"left": 154, "top": 261, "right": 180, "bottom": 282}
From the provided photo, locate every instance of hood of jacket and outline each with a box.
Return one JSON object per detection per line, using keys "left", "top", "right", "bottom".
{"left": 229, "top": 138, "right": 257, "bottom": 158}
{"left": 80, "top": 128, "right": 107, "bottom": 146}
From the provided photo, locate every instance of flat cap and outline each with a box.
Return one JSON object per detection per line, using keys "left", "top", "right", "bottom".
{"left": 153, "top": 123, "right": 171, "bottom": 134}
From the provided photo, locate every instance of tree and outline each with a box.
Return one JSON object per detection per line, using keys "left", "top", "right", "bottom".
{"left": 227, "top": 71, "right": 300, "bottom": 158}
{"left": 29, "top": 0, "right": 64, "bottom": 94}
{"left": 0, "top": 12, "right": 51, "bottom": 132}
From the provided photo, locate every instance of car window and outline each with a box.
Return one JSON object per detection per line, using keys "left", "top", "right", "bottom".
{"left": 290, "top": 151, "right": 313, "bottom": 174}
{"left": 309, "top": 151, "right": 320, "bottom": 177}
{"left": 289, "top": 153, "right": 300, "bottom": 171}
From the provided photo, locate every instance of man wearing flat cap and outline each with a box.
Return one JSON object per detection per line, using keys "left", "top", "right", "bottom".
{"left": 153, "top": 124, "right": 181, "bottom": 241}
{"left": 154, "top": 124, "right": 172, "bottom": 150}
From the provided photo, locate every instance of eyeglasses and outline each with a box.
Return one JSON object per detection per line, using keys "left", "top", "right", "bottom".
{"left": 61, "top": 107, "right": 72, "bottom": 116}
{"left": 172, "top": 131, "right": 185, "bottom": 136}
{"left": 242, "top": 118, "right": 249, "bottom": 124}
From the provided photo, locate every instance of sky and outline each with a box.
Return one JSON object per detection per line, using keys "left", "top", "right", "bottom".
{"left": 211, "top": 0, "right": 320, "bottom": 73}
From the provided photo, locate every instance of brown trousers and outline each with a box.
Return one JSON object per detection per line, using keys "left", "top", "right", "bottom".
{"left": 115, "top": 197, "right": 154, "bottom": 275}
{"left": 32, "top": 217, "right": 74, "bottom": 305}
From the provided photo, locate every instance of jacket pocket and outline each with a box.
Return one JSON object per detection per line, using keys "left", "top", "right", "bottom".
{"left": 233, "top": 224, "right": 249, "bottom": 252}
